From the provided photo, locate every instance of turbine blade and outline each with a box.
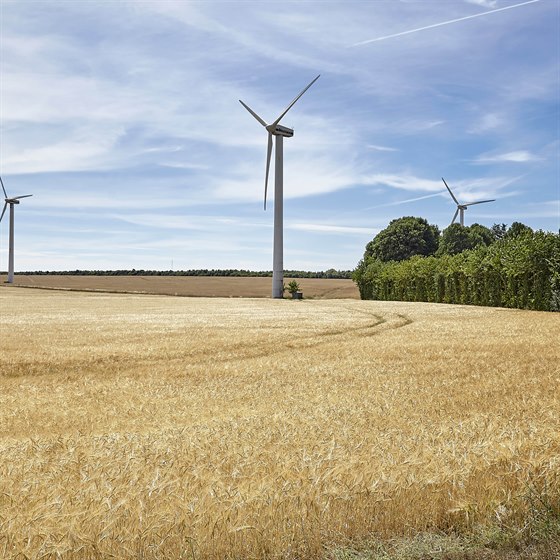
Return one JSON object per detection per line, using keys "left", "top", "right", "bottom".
{"left": 442, "top": 177, "right": 459, "bottom": 205}
{"left": 13, "top": 194, "right": 33, "bottom": 200}
{"left": 264, "top": 132, "right": 273, "bottom": 210}
{"left": 270, "top": 74, "right": 320, "bottom": 128}
{"left": 0, "top": 176, "right": 7, "bottom": 199}
{"left": 0, "top": 203, "right": 7, "bottom": 222}
{"left": 463, "top": 199, "right": 495, "bottom": 206}
{"left": 239, "top": 100, "right": 267, "bottom": 127}
{"left": 451, "top": 208, "right": 459, "bottom": 225}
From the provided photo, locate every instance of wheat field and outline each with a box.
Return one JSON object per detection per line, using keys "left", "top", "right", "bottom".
{"left": 0, "top": 287, "right": 559, "bottom": 559}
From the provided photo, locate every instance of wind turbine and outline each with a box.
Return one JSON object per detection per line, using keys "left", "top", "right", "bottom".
{"left": 1, "top": 176, "right": 33, "bottom": 284}
{"left": 240, "top": 75, "right": 320, "bottom": 299}
{"left": 442, "top": 177, "right": 495, "bottom": 227}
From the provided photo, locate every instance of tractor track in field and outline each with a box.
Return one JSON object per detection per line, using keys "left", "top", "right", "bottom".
{"left": 1, "top": 309, "right": 414, "bottom": 378}
{"left": 185, "top": 308, "right": 415, "bottom": 367}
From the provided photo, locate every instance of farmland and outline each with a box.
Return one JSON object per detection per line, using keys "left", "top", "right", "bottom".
{"left": 1, "top": 274, "right": 359, "bottom": 299}
{"left": 0, "top": 288, "right": 559, "bottom": 559}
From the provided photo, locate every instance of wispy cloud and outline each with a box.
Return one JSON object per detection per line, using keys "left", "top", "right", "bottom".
{"left": 289, "top": 223, "right": 373, "bottom": 235}
{"left": 359, "top": 173, "right": 524, "bottom": 203}
{"left": 350, "top": 0, "right": 541, "bottom": 46}
{"left": 367, "top": 144, "right": 398, "bottom": 152}
{"left": 474, "top": 150, "right": 542, "bottom": 164}
{"left": 361, "top": 174, "right": 444, "bottom": 193}
{"left": 468, "top": 112, "right": 505, "bottom": 134}
{"left": 475, "top": 200, "right": 560, "bottom": 220}
{"left": 464, "top": 0, "right": 497, "bottom": 8}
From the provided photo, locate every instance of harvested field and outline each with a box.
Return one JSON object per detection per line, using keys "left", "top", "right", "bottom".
{"left": 1, "top": 274, "right": 359, "bottom": 299}
{"left": 0, "top": 288, "right": 559, "bottom": 559}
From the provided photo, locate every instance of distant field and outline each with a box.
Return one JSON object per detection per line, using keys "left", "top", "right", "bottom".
{"left": 1, "top": 289, "right": 559, "bottom": 559}
{"left": 1, "top": 274, "right": 359, "bottom": 299}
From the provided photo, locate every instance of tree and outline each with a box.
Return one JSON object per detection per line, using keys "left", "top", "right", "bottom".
{"left": 437, "top": 223, "right": 495, "bottom": 256}
{"left": 437, "top": 224, "right": 473, "bottom": 255}
{"left": 506, "top": 221, "right": 533, "bottom": 238}
{"left": 468, "top": 223, "right": 495, "bottom": 247}
{"left": 287, "top": 280, "right": 300, "bottom": 295}
{"left": 364, "top": 216, "right": 440, "bottom": 262}
{"left": 491, "top": 223, "right": 508, "bottom": 241}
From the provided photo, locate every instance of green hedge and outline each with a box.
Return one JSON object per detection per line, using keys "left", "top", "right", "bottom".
{"left": 353, "top": 231, "right": 560, "bottom": 311}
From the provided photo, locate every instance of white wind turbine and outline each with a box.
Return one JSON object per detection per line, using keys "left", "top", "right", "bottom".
{"left": 240, "top": 75, "right": 320, "bottom": 299}
{"left": 1, "top": 176, "right": 33, "bottom": 284}
{"left": 442, "top": 177, "right": 495, "bottom": 227}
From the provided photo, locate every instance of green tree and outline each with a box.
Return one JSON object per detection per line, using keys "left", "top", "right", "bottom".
{"left": 437, "top": 223, "right": 494, "bottom": 256}
{"left": 491, "top": 223, "right": 508, "bottom": 241}
{"left": 469, "top": 223, "right": 495, "bottom": 247}
{"left": 506, "top": 221, "right": 533, "bottom": 238}
{"left": 355, "top": 230, "right": 560, "bottom": 311}
{"left": 364, "top": 216, "right": 440, "bottom": 262}
{"left": 287, "top": 280, "right": 300, "bottom": 295}
{"left": 437, "top": 224, "right": 473, "bottom": 255}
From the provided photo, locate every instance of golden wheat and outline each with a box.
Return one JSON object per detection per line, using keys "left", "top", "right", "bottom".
{"left": 0, "top": 288, "right": 558, "bottom": 559}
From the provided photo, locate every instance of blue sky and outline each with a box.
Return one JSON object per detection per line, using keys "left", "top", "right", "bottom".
{"left": 0, "top": 0, "right": 558, "bottom": 272}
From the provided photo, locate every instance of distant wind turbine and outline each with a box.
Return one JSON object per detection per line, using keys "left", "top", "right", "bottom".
{"left": 239, "top": 75, "right": 320, "bottom": 299}
{"left": 1, "top": 176, "right": 33, "bottom": 284}
{"left": 442, "top": 177, "right": 494, "bottom": 227}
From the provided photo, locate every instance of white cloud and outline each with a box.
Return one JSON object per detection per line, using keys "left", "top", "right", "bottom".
{"left": 360, "top": 174, "right": 444, "bottom": 192}
{"left": 367, "top": 144, "right": 399, "bottom": 152}
{"left": 474, "top": 150, "right": 542, "bottom": 164}
{"left": 213, "top": 153, "right": 361, "bottom": 203}
{"left": 288, "top": 223, "right": 374, "bottom": 235}
{"left": 474, "top": 200, "right": 560, "bottom": 220}
{"left": 2, "top": 125, "right": 127, "bottom": 174}
{"left": 464, "top": 0, "right": 498, "bottom": 8}
{"left": 359, "top": 173, "right": 523, "bottom": 204}
{"left": 468, "top": 112, "right": 505, "bottom": 133}
{"left": 112, "top": 213, "right": 269, "bottom": 231}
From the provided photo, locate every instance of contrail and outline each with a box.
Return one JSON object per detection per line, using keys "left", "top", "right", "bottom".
{"left": 362, "top": 192, "right": 445, "bottom": 211}
{"left": 351, "top": 0, "right": 541, "bottom": 47}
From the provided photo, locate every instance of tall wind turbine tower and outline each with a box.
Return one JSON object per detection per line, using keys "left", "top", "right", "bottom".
{"left": 442, "top": 178, "right": 495, "bottom": 226}
{"left": 1, "top": 176, "right": 33, "bottom": 284}
{"left": 240, "top": 75, "right": 320, "bottom": 299}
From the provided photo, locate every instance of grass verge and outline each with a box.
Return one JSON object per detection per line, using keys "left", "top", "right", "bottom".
{"left": 330, "top": 484, "right": 560, "bottom": 559}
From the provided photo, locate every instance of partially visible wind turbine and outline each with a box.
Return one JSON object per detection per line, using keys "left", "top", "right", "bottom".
{"left": 442, "top": 177, "right": 495, "bottom": 227}
{"left": 240, "top": 75, "right": 320, "bottom": 299}
{"left": 1, "top": 176, "right": 33, "bottom": 284}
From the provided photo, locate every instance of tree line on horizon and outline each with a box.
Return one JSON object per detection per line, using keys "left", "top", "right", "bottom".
{"left": 353, "top": 216, "right": 560, "bottom": 311}
{"left": 18, "top": 268, "right": 353, "bottom": 279}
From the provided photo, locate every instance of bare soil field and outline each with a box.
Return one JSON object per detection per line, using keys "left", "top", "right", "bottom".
{"left": 1, "top": 274, "right": 359, "bottom": 299}
{"left": 0, "top": 288, "right": 559, "bottom": 559}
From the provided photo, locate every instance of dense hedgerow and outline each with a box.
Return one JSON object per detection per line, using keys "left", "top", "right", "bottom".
{"left": 353, "top": 230, "right": 560, "bottom": 311}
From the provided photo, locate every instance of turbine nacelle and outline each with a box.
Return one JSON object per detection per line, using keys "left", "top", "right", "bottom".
{"left": 267, "top": 123, "right": 294, "bottom": 137}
